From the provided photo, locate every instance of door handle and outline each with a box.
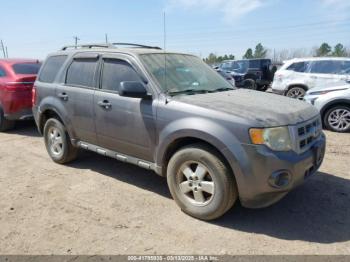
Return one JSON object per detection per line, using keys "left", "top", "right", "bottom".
{"left": 98, "top": 100, "right": 112, "bottom": 110}
{"left": 58, "top": 92, "right": 68, "bottom": 101}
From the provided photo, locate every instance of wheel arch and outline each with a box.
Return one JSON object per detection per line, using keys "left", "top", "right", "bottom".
{"left": 320, "top": 99, "right": 350, "bottom": 125}
{"left": 285, "top": 84, "right": 308, "bottom": 95}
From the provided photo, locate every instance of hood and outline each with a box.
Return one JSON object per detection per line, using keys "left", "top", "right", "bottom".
{"left": 175, "top": 89, "right": 319, "bottom": 127}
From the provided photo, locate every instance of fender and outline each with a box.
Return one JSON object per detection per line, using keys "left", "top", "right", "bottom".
{"left": 38, "top": 96, "right": 77, "bottom": 141}
{"left": 155, "top": 117, "right": 252, "bottom": 194}
{"left": 320, "top": 98, "right": 350, "bottom": 117}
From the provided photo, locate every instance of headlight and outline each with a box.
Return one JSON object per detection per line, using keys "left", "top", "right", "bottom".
{"left": 249, "top": 127, "right": 292, "bottom": 151}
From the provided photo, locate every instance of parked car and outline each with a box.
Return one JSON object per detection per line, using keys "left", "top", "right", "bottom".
{"left": 304, "top": 82, "right": 350, "bottom": 132}
{"left": 216, "top": 69, "right": 236, "bottom": 86}
{"left": 0, "top": 59, "right": 41, "bottom": 131}
{"left": 219, "top": 59, "right": 274, "bottom": 91}
{"left": 33, "top": 43, "right": 325, "bottom": 220}
{"left": 272, "top": 57, "right": 350, "bottom": 99}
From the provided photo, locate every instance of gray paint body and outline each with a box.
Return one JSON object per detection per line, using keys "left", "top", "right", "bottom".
{"left": 33, "top": 48, "right": 326, "bottom": 208}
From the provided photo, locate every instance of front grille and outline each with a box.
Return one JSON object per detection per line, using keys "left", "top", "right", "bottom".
{"left": 293, "top": 116, "right": 322, "bottom": 153}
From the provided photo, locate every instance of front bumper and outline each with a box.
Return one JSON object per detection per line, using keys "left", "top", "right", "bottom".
{"left": 229, "top": 134, "right": 326, "bottom": 208}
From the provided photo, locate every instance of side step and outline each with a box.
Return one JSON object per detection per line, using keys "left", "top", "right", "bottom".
{"left": 78, "top": 141, "right": 156, "bottom": 172}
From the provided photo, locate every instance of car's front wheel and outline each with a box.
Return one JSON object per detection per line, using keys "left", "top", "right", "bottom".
{"left": 43, "top": 118, "right": 78, "bottom": 164}
{"left": 167, "top": 144, "right": 238, "bottom": 220}
{"left": 324, "top": 105, "right": 350, "bottom": 133}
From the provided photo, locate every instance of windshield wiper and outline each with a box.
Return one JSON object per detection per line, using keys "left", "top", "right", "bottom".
{"left": 209, "top": 87, "right": 235, "bottom": 93}
{"left": 168, "top": 89, "right": 209, "bottom": 96}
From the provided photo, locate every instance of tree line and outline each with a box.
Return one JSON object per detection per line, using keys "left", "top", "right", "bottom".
{"left": 204, "top": 42, "right": 350, "bottom": 64}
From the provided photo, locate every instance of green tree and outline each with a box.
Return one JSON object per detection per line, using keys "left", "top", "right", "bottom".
{"left": 228, "top": 54, "right": 235, "bottom": 60}
{"left": 316, "top": 43, "right": 332, "bottom": 56}
{"left": 333, "top": 43, "right": 347, "bottom": 57}
{"left": 253, "top": 43, "right": 267, "bottom": 58}
{"left": 243, "top": 48, "right": 254, "bottom": 59}
{"left": 205, "top": 53, "right": 217, "bottom": 64}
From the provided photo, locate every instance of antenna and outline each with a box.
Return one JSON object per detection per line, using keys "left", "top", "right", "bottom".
{"left": 73, "top": 36, "right": 80, "bottom": 49}
{"left": 163, "top": 11, "right": 168, "bottom": 96}
{"left": 105, "top": 33, "right": 108, "bottom": 44}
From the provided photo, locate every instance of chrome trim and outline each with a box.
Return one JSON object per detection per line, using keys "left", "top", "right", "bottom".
{"left": 290, "top": 116, "right": 322, "bottom": 154}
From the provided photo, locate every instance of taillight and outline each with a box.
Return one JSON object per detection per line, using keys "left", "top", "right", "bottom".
{"left": 32, "top": 86, "right": 37, "bottom": 106}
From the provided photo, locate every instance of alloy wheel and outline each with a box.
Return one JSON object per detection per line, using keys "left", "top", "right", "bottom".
{"left": 177, "top": 161, "right": 215, "bottom": 206}
{"left": 48, "top": 126, "right": 64, "bottom": 156}
{"left": 286, "top": 87, "right": 306, "bottom": 99}
{"left": 328, "top": 108, "right": 350, "bottom": 132}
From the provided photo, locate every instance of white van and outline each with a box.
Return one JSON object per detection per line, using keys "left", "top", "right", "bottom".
{"left": 272, "top": 57, "right": 350, "bottom": 99}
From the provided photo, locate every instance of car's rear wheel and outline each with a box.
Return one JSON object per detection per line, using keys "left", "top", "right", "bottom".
{"left": 43, "top": 118, "right": 78, "bottom": 164}
{"left": 167, "top": 144, "right": 237, "bottom": 220}
{"left": 324, "top": 105, "right": 350, "bottom": 133}
{"left": 286, "top": 86, "right": 306, "bottom": 99}
{"left": 0, "top": 107, "right": 15, "bottom": 132}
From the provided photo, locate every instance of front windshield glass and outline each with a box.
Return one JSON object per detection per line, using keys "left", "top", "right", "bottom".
{"left": 140, "top": 53, "right": 233, "bottom": 95}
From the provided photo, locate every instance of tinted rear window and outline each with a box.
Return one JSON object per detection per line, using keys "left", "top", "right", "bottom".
{"left": 12, "top": 63, "right": 41, "bottom": 75}
{"left": 66, "top": 58, "right": 98, "bottom": 87}
{"left": 39, "top": 55, "right": 68, "bottom": 83}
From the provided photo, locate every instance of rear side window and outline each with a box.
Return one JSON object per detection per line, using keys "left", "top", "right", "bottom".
{"left": 101, "top": 59, "right": 141, "bottom": 92}
{"left": 12, "top": 63, "right": 41, "bottom": 75}
{"left": 39, "top": 56, "right": 67, "bottom": 83}
{"left": 310, "top": 60, "right": 343, "bottom": 74}
{"left": 249, "top": 60, "right": 260, "bottom": 69}
{"left": 0, "top": 66, "right": 6, "bottom": 77}
{"left": 287, "top": 62, "right": 309, "bottom": 73}
{"left": 66, "top": 58, "right": 98, "bottom": 87}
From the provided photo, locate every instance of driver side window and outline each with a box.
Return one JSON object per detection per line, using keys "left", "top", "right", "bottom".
{"left": 101, "top": 59, "right": 141, "bottom": 93}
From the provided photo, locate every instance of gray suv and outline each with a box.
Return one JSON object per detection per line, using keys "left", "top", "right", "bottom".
{"left": 33, "top": 43, "right": 326, "bottom": 220}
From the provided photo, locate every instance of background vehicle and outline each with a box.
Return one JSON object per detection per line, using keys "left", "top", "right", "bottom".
{"left": 0, "top": 59, "right": 41, "bottom": 131}
{"left": 33, "top": 43, "right": 325, "bottom": 220}
{"left": 272, "top": 57, "right": 350, "bottom": 99}
{"left": 219, "top": 59, "right": 274, "bottom": 91}
{"left": 304, "top": 83, "right": 350, "bottom": 132}
{"left": 216, "top": 69, "right": 236, "bottom": 86}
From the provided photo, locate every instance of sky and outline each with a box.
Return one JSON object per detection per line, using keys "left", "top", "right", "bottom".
{"left": 0, "top": 0, "right": 349, "bottom": 59}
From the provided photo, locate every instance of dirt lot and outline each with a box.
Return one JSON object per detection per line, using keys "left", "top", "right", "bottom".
{"left": 0, "top": 122, "right": 349, "bottom": 255}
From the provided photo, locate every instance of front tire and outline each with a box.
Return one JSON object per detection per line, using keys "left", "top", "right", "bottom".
{"left": 324, "top": 105, "right": 350, "bottom": 133}
{"left": 167, "top": 144, "right": 238, "bottom": 220}
{"left": 243, "top": 79, "right": 257, "bottom": 90}
{"left": 0, "top": 107, "right": 15, "bottom": 132}
{"left": 43, "top": 118, "right": 78, "bottom": 164}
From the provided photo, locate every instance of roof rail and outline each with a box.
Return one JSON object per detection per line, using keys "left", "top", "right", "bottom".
{"left": 60, "top": 42, "right": 162, "bottom": 51}
{"left": 61, "top": 43, "right": 113, "bottom": 51}
{"left": 112, "top": 43, "right": 162, "bottom": 50}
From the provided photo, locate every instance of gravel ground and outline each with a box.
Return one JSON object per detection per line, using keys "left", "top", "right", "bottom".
{"left": 0, "top": 121, "right": 349, "bottom": 255}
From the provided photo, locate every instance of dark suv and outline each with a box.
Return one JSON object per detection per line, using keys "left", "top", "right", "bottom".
{"left": 33, "top": 43, "right": 326, "bottom": 220}
{"left": 220, "top": 59, "right": 275, "bottom": 91}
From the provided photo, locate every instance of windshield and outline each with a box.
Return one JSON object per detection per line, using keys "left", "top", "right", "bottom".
{"left": 140, "top": 53, "right": 233, "bottom": 95}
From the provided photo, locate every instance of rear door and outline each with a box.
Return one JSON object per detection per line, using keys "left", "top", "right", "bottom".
{"left": 93, "top": 54, "right": 156, "bottom": 161}
{"left": 56, "top": 53, "right": 99, "bottom": 144}
{"left": 308, "top": 60, "right": 348, "bottom": 88}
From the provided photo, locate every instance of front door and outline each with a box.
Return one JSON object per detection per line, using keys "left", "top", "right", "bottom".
{"left": 94, "top": 55, "right": 156, "bottom": 161}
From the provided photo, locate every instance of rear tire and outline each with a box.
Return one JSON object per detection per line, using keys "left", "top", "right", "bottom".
{"left": 286, "top": 86, "right": 306, "bottom": 99}
{"left": 324, "top": 105, "right": 350, "bottom": 133}
{"left": 43, "top": 118, "right": 78, "bottom": 164}
{"left": 167, "top": 144, "right": 238, "bottom": 220}
{"left": 0, "top": 107, "right": 15, "bottom": 132}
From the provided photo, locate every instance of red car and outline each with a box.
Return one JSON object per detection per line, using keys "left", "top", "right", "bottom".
{"left": 0, "top": 59, "right": 41, "bottom": 131}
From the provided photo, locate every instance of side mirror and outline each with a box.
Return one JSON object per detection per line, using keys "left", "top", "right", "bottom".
{"left": 119, "top": 81, "right": 150, "bottom": 98}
